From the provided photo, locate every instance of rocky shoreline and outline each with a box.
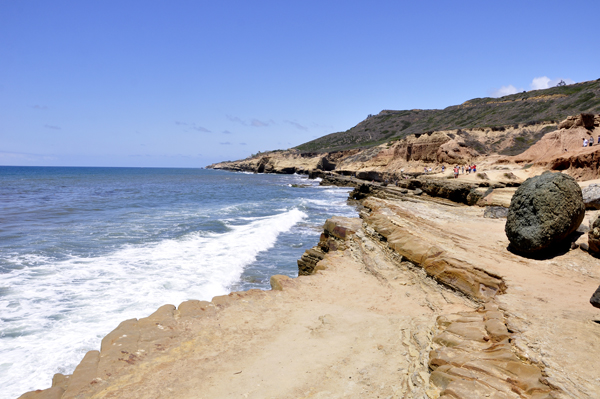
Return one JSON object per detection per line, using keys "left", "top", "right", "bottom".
{"left": 19, "top": 114, "right": 600, "bottom": 398}
{"left": 20, "top": 167, "right": 600, "bottom": 398}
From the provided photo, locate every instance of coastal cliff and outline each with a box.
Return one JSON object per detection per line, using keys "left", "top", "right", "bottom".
{"left": 208, "top": 114, "right": 600, "bottom": 185}
{"left": 19, "top": 112, "right": 600, "bottom": 398}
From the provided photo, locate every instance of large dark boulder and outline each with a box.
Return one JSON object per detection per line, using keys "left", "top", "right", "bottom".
{"left": 591, "top": 285, "right": 600, "bottom": 309}
{"left": 505, "top": 172, "right": 585, "bottom": 254}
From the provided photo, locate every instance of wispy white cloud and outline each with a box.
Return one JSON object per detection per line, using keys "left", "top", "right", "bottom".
{"left": 227, "top": 115, "right": 273, "bottom": 127}
{"left": 222, "top": 130, "right": 233, "bottom": 134}
{"left": 191, "top": 125, "right": 211, "bottom": 132}
{"left": 491, "top": 85, "right": 523, "bottom": 98}
{"left": 240, "top": 142, "right": 247, "bottom": 145}
{"left": 175, "top": 121, "right": 211, "bottom": 132}
{"left": 220, "top": 142, "right": 231, "bottom": 145}
{"left": 490, "top": 76, "right": 577, "bottom": 98}
{"left": 284, "top": 120, "right": 308, "bottom": 131}
{"left": 530, "top": 76, "right": 575, "bottom": 90}
{"left": 251, "top": 119, "right": 269, "bottom": 127}
{"left": 31, "top": 105, "right": 48, "bottom": 110}
{"left": 44, "top": 124, "right": 61, "bottom": 130}
{"left": 226, "top": 115, "right": 245, "bottom": 125}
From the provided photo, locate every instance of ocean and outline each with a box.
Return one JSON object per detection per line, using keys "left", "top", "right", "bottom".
{"left": 0, "top": 166, "right": 356, "bottom": 398}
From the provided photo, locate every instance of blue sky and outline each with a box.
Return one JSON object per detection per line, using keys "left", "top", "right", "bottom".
{"left": 1, "top": 0, "right": 598, "bottom": 167}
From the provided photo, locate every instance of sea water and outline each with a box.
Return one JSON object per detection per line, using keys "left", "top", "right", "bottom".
{"left": 0, "top": 166, "right": 356, "bottom": 398}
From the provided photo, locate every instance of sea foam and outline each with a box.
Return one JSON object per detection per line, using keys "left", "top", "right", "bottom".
{"left": 0, "top": 207, "right": 305, "bottom": 398}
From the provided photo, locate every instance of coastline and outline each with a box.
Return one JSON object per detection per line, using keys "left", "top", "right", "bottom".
{"left": 19, "top": 170, "right": 600, "bottom": 398}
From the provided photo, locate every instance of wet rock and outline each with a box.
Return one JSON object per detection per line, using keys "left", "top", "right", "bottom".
{"left": 483, "top": 206, "right": 508, "bottom": 219}
{"left": 308, "top": 169, "right": 325, "bottom": 179}
{"left": 505, "top": 172, "right": 585, "bottom": 254}
{"left": 582, "top": 184, "right": 600, "bottom": 209}
{"left": 591, "top": 285, "right": 600, "bottom": 309}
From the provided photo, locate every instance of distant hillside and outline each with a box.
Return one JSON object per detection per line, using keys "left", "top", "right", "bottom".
{"left": 296, "top": 79, "right": 600, "bottom": 152}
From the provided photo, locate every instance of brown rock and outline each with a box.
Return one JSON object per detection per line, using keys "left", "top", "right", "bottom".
{"left": 269, "top": 275, "right": 292, "bottom": 291}
{"left": 62, "top": 350, "right": 100, "bottom": 399}
{"left": 323, "top": 216, "right": 362, "bottom": 240}
{"left": 588, "top": 216, "right": 600, "bottom": 254}
{"left": 17, "top": 387, "right": 65, "bottom": 399}
{"left": 430, "top": 308, "right": 552, "bottom": 398}
{"left": 177, "top": 300, "right": 213, "bottom": 318}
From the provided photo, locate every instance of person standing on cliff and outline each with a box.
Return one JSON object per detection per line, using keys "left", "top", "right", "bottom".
{"left": 584, "top": 138, "right": 589, "bottom": 147}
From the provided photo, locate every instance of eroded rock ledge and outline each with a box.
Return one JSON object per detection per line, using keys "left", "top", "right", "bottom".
{"left": 20, "top": 193, "right": 600, "bottom": 398}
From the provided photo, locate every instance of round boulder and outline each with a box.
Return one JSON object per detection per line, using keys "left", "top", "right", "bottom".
{"left": 505, "top": 172, "right": 585, "bottom": 254}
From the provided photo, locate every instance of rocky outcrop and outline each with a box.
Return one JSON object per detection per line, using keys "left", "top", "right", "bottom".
{"left": 588, "top": 215, "right": 600, "bottom": 254}
{"left": 558, "top": 113, "right": 598, "bottom": 130}
{"left": 591, "top": 285, "right": 600, "bottom": 309}
{"left": 483, "top": 206, "right": 509, "bottom": 219}
{"left": 22, "top": 178, "right": 600, "bottom": 398}
{"left": 505, "top": 172, "right": 585, "bottom": 254}
{"left": 298, "top": 216, "right": 362, "bottom": 275}
{"left": 363, "top": 197, "right": 506, "bottom": 301}
{"left": 430, "top": 303, "right": 552, "bottom": 398}
{"left": 582, "top": 184, "right": 600, "bottom": 209}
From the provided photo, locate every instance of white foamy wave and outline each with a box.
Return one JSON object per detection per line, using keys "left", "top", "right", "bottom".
{"left": 0, "top": 208, "right": 306, "bottom": 399}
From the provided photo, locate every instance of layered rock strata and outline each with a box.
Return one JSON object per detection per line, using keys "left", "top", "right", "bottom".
{"left": 20, "top": 190, "right": 600, "bottom": 399}
{"left": 430, "top": 304, "right": 552, "bottom": 398}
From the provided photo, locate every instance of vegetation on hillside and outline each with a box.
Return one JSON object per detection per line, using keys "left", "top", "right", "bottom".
{"left": 295, "top": 79, "right": 600, "bottom": 152}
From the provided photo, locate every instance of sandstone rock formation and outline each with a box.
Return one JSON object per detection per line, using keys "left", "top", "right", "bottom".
{"left": 20, "top": 188, "right": 600, "bottom": 399}
{"left": 430, "top": 303, "right": 552, "bottom": 398}
{"left": 582, "top": 183, "right": 600, "bottom": 209}
{"left": 588, "top": 215, "right": 600, "bottom": 254}
{"left": 505, "top": 172, "right": 585, "bottom": 254}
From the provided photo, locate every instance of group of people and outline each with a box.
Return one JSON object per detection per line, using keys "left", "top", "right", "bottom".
{"left": 417, "top": 164, "right": 478, "bottom": 178}
{"left": 583, "top": 137, "right": 600, "bottom": 147}
{"left": 451, "top": 164, "right": 477, "bottom": 178}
